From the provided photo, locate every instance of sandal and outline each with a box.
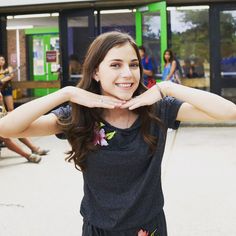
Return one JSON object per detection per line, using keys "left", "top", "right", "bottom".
{"left": 33, "top": 148, "right": 50, "bottom": 156}
{"left": 27, "top": 153, "right": 41, "bottom": 163}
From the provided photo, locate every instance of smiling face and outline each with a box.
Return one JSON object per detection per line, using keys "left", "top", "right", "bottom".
{"left": 94, "top": 43, "right": 140, "bottom": 101}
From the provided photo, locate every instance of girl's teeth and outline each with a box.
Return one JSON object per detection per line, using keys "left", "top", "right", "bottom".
{"left": 117, "top": 83, "right": 131, "bottom": 87}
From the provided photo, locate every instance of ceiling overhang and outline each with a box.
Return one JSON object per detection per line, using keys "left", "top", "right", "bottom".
{"left": 0, "top": 0, "right": 157, "bottom": 15}
{"left": 0, "top": 0, "right": 235, "bottom": 15}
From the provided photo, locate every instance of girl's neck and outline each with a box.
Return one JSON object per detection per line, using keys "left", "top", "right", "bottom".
{"left": 103, "top": 108, "right": 138, "bottom": 129}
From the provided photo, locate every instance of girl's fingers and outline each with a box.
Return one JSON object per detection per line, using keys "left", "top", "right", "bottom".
{"left": 128, "top": 100, "right": 145, "bottom": 110}
{"left": 128, "top": 104, "right": 140, "bottom": 110}
{"left": 120, "top": 99, "right": 136, "bottom": 109}
{"left": 120, "top": 97, "right": 143, "bottom": 109}
{"left": 95, "top": 95, "right": 125, "bottom": 109}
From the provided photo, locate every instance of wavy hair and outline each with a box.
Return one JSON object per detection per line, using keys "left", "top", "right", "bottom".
{"left": 58, "top": 31, "right": 165, "bottom": 171}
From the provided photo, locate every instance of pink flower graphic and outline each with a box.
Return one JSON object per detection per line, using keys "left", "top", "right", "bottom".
{"left": 138, "top": 229, "right": 149, "bottom": 236}
{"left": 138, "top": 228, "right": 158, "bottom": 236}
{"left": 93, "top": 122, "right": 116, "bottom": 146}
{"left": 94, "top": 128, "right": 108, "bottom": 146}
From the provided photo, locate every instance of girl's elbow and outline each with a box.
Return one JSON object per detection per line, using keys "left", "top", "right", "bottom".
{"left": 227, "top": 108, "right": 236, "bottom": 120}
{"left": 0, "top": 129, "right": 8, "bottom": 138}
{"left": 231, "top": 110, "right": 236, "bottom": 120}
{"left": 0, "top": 124, "right": 10, "bottom": 138}
{"left": 0, "top": 131, "right": 7, "bottom": 138}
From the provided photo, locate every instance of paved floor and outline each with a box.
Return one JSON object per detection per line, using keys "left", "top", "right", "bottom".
{"left": 0, "top": 127, "right": 236, "bottom": 236}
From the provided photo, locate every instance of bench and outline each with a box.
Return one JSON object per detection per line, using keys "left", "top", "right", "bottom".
{"left": 181, "top": 78, "right": 210, "bottom": 89}
{"left": 12, "top": 80, "right": 61, "bottom": 90}
{"left": 155, "top": 75, "right": 210, "bottom": 89}
{"left": 11, "top": 80, "right": 61, "bottom": 106}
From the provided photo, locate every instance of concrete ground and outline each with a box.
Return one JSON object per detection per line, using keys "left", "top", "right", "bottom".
{"left": 0, "top": 127, "right": 235, "bottom": 236}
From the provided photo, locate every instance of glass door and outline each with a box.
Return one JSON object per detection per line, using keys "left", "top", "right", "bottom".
{"left": 219, "top": 8, "right": 236, "bottom": 99}
{"left": 32, "top": 34, "right": 60, "bottom": 96}
{"left": 210, "top": 4, "right": 236, "bottom": 98}
{"left": 59, "top": 10, "right": 96, "bottom": 87}
{"left": 136, "top": 1, "right": 167, "bottom": 80}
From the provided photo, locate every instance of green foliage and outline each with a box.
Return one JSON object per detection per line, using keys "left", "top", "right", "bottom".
{"left": 171, "top": 9, "right": 236, "bottom": 61}
{"left": 171, "top": 10, "right": 209, "bottom": 61}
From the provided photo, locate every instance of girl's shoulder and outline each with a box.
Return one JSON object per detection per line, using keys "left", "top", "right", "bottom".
{"left": 7, "top": 66, "right": 13, "bottom": 72}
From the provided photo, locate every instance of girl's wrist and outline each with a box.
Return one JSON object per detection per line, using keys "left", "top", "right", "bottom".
{"left": 158, "top": 81, "right": 172, "bottom": 97}
{"left": 60, "top": 86, "right": 75, "bottom": 102}
{"left": 155, "top": 83, "right": 164, "bottom": 98}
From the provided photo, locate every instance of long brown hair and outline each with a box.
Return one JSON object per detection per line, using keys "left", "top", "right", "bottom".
{"left": 0, "top": 55, "right": 8, "bottom": 70}
{"left": 59, "top": 31, "right": 164, "bottom": 171}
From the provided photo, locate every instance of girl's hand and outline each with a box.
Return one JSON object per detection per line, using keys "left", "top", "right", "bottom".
{"left": 64, "top": 86, "right": 125, "bottom": 109}
{"left": 120, "top": 84, "right": 164, "bottom": 110}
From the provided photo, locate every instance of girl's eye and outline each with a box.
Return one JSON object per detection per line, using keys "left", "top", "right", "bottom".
{"left": 130, "top": 63, "right": 139, "bottom": 68}
{"left": 110, "top": 64, "right": 120, "bottom": 68}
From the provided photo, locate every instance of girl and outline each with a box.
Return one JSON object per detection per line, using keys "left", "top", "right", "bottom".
{"left": 162, "top": 49, "right": 181, "bottom": 84}
{"left": 0, "top": 32, "right": 235, "bottom": 235}
{"left": 0, "top": 55, "right": 49, "bottom": 158}
{"left": 0, "top": 55, "right": 14, "bottom": 111}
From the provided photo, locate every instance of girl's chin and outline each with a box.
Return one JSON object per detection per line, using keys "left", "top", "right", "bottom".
{"left": 116, "top": 94, "right": 133, "bottom": 101}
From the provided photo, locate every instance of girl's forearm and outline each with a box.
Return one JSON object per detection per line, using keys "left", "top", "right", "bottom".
{"left": 0, "top": 86, "right": 72, "bottom": 135}
{"left": 1, "top": 76, "right": 12, "bottom": 83}
{"left": 143, "top": 69, "right": 153, "bottom": 76}
{"left": 160, "top": 81, "right": 236, "bottom": 120}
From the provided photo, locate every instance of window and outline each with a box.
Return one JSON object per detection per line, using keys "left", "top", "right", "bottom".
{"left": 169, "top": 6, "right": 210, "bottom": 89}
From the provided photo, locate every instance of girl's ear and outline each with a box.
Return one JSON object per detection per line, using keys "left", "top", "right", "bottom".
{"left": 93, "top": 70, "right": 99, "bottom": 82}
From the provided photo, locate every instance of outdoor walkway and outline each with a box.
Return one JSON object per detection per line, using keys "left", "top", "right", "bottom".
{"left": 0, "top": 127, "right": 235, "bottom": 236}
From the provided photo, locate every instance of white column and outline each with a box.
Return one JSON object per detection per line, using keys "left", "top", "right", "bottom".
{"left": 16, "top": 29, "right": 20, "bottom": 81}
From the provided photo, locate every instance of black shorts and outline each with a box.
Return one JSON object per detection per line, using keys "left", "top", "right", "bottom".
{"left": 82, "top": 210, "right": 167, "bottom": 236}
{"left": 1, "top": 86, "right": 12, "bottom": 96}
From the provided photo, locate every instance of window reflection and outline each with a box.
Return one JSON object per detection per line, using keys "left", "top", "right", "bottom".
{"left": 169, "top": 7, "right": 210, "bottom": 89}
{"left": 100, "top": 12, "right": 135, "bottom": 38}
{"left": 220, "top": 10, "right": 236, "bottom": 78}
{"left": 142, "top": 12, "right": 161, "bottom": 76}
{"left": 67, "top": 16, "right": 92, "bottom": 85}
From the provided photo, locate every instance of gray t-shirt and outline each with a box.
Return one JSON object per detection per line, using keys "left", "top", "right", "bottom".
{"left": 51, "top": 96, "right": 183, "bottom": 231}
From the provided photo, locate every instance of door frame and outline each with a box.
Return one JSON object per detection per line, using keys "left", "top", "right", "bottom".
{"left": 210, "top": 3, "right": 236, "bottom": 95}
{"left": 135, "top": 1, "right": 167, "bottom": 69}
{"left": 0, "top": 16, "right": 7, "bottom": 59}
{"left": 59, "top": 9, "right": 96, "bottom": 87}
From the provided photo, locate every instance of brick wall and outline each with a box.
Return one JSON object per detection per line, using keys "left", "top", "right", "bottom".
{"left": 7, "top": 30, "right": 27, "bottom": 82}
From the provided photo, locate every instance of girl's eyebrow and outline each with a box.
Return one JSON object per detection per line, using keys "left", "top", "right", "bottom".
{"left": 108, "top": 58, "right": 139, "bottom": 62}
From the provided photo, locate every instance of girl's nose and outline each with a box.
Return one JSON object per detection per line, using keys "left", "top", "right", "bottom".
{"left": 120, "top": 66, "right": 132, "bottom": 78}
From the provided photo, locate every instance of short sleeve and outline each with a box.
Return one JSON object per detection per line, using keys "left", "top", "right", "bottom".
{"left": 157, "top": 96, "right": 184, "bottom": 129}
{"left": 51, "top": 105, "right": 71, "bottom": 139}
{"left": 51, "top": 105, "right": 71, "bottom": 120}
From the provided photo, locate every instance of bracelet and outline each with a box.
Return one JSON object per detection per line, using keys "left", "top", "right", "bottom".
{"left": 156, "top": 83, "right": 165, "bottom": 98}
